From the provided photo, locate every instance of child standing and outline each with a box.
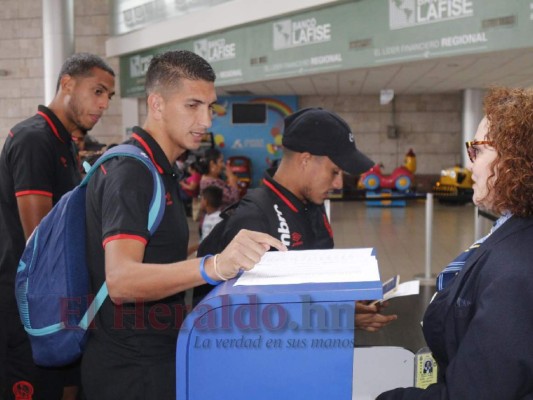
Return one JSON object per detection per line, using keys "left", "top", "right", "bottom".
{"left": 200, "top": 185, "right": 223, "bottom": 241}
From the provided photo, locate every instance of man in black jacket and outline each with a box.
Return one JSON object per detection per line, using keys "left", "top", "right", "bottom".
{"left": 197, "top": 107, "right": 398, "bottom": 331}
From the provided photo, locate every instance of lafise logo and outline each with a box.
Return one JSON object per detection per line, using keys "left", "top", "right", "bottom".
{"left": 272, "top": 17, "right": 332, "bottom": 50}
{"left": 389, "top": 0, "right": 474, "bottom": 30}
{"left": 194, "top": 38, "right": 237, "bottom": 63}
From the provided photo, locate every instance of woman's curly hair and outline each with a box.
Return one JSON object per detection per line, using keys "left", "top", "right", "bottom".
{"left": 484, "top": 87, "right": 533, "bottom": 217}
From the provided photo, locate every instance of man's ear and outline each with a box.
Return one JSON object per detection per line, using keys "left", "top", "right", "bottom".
{"left": 299, "top": 152, "right": 313, "bottom": 169}
{"left": 58, "top": 74, "right": 74, "bottom": 94}
{"left": 147, "top": 93, "right": 165, "bottom": 118}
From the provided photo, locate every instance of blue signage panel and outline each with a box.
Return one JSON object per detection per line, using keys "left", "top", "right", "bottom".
{"left": 211, "top": 96, "right": 298, "bottom": 187}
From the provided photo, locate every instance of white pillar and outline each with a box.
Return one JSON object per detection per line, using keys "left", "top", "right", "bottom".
{"left": 43, "top": 0, "right": 74, "bottom": 104}
{"left": 425, "top": 193, "right": 433, "bottom": 280}
{"left": 462, "top": 89, "right": 485, "bottom": 166}
{"left": 121, "top": 98, "right": 140, "bottom": 139}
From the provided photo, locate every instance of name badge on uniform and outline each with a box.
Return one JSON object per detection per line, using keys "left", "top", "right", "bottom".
{"left": 414, "top": 347, "right": 438, "bottom": 389}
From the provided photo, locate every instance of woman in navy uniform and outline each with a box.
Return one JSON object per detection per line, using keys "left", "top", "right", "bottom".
{"left": 378, "top": 87, "right": 533, "bottom": 399}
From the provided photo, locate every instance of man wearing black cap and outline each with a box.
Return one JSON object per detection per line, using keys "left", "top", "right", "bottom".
{"left": 196, "top": 108, "right": 398, "bottom": 331}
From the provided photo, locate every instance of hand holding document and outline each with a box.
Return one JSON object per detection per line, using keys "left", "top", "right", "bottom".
{"left": 234, "top": 248, "right": 380, "bottom": 286}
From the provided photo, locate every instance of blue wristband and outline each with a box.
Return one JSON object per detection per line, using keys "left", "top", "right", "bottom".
{"left": 200, "top": 254, "right": 221, "bottom": 286}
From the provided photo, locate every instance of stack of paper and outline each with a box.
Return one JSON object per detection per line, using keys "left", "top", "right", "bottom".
{"left": 234, "top": 248, "right": 380, "bottom": 286}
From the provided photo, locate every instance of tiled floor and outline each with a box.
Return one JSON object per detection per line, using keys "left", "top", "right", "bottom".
{"left": 187, "top": 197, "right": 494, "bottom": 351}
{"left": 329, "top": 198, "right": 492, "bottom": 351}
{"left": 330, "top": 199, "right": 490, "bottom": 281}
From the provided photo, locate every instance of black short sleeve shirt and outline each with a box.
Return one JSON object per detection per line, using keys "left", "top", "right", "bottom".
{"left": 0, "top": 106, "right": 80, "bottom": 310}
{"left": 85, "top": 126, "right": 189, "bottom": 357}
{"left": 220, "top": 173, "right": 334, "bottom": 251}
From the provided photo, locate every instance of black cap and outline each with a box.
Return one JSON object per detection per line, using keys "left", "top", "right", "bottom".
{"left": 282, "top": 108, "right": 374, "bottom": 175}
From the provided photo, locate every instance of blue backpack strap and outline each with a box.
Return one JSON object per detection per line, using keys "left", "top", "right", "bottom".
{"left": 82, "top": 144, "right": 165, "bottom": 234}
{"left": 78, "top": 144, "right": 166, "bottom": 330}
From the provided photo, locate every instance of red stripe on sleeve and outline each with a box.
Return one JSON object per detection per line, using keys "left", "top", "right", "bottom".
{"left": 15, "top": 190, "right": 53, "bottom": 198}
{"left": 102, "top": 234, "right": 148, "bottom": 248}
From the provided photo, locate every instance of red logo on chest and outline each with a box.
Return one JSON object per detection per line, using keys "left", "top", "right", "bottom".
{"left": 59, "top": 156, "right": 67, "bottom": 168}
{"left": 291, "top": 231, "right": 303, "bottom": 247}
{"left": 165, "top": 192, "right": 173, "bottom": 205}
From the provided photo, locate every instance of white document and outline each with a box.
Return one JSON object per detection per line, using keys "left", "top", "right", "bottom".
{"left": 234, "top": 248, "right": 380, "bottom": 286}
{"left": 383, "top": 280, "right": 420, "bottom": 301}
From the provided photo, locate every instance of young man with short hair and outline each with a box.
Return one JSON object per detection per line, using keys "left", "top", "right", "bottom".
{"left": 0, "top": 52, "right": 115, "bottom": 400}
{"left": 81, "top": 50, "right": 284, "bottom": 399}
{"left": 198, "top": 108, "right": 398, "bottom": 331}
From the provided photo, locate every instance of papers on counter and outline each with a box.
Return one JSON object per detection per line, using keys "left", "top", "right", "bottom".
{"left": 234, "top": 248, "right": 380, "bottom": 286}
